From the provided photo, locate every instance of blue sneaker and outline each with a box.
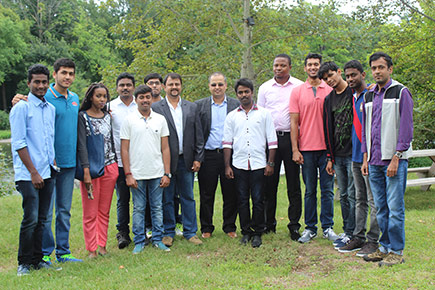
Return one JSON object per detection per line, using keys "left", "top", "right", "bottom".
{"left": 132, "top": 243, "right": 145, "bottom": 254}
{"left": 153, "top": 241, "right": 170, "bottom": 252}
{"left": 56, "top": 254, "right": 83, "bottom": 263}
{"left": 333, "top": 233, "right": 347, "bottom": 245}
{"left": 36, "top": 261, "right": 62, "bottom": 271}
{"left": 17, "top": 264, "right": 31, "bottom": 276}
{"left": 334, "top": 235, "right": 351, "bottom": 249}
{"left": 42, "top": 255, "right": 52, "bottom": 265}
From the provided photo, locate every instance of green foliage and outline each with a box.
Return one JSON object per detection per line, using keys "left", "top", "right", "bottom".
{"left": 0, "top": 130, "right": 11, "bottom": 139}
{"left": 0, "top": 110, "right": 10, "bottom": 130}
{"left": 0, "top": 146, "right": 15, "bottom": 196}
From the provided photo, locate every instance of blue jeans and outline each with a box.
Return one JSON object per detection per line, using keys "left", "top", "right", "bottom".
{"left": 301, "top": 151, "right": 335, "bottom": 232}
{"left": 16, "top": 178, "right": 54, "bottom": 265}
{"left": 334, "top": 156, "right": 356, "bottom": 236}
{"left": 132, "top": 178, "right": 164, "bottom": 244}
{"left": 42, "top": 167, "right": 75, "bottom": 257}
{"left": 233, "top": 168, "right": 265, "bottom": 236}
{"left": 163, "top": 156, "right": 197, "bottom": 239}
{"left": 369, "top": 161, "right": 407, "bottom": 254}
{"left": 115, "top": 166, "right": 131, "bottom": 234}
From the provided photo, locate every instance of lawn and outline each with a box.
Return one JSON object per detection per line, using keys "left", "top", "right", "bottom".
{"left": 0, "top": 130, "right": 11, "bottom": 140}
{"left": 0, "top": 177, "right": 434, "bottom": 289}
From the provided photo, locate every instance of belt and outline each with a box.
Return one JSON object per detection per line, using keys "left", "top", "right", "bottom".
{"left": 205, "top": 148, "right": 224, "bottom": 153}
{"left": 276, "top": 131, "right": 290, "bottom": 136}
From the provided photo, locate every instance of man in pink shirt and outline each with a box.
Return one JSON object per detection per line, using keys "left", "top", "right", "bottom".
{"left": 257, "top": 53, "right": 303, "bottom": 240}
{"left": 289, "top": 53, "right": 339, "bottom": 243}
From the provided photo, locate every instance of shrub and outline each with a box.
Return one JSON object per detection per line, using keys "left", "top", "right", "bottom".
{"left": 0, "top": 146, "right": 15, "bottom": 197}
{"left": 0, "top": 110, "right": 9, "bottom": 130}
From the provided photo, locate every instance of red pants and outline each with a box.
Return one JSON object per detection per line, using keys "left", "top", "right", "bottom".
{"left": 80, "top": 162, "right": 119, "bottom": 252}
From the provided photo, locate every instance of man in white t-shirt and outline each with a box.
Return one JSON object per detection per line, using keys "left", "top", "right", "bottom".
{"left": 120, "top": 85, "right": 171, "bottom": 253}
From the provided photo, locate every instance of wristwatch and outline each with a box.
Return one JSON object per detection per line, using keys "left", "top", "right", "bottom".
{"left": 267, "top": 162, "right": 275, "bottom": 167}
{"left": 164, "top": 173, "right": 172, "bottom": 179}
{"left": 394, "top": 151, "right": 403, "bottom": 159}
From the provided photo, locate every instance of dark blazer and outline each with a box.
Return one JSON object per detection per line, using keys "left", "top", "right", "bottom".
{"left": 195, "top": 96, "right": 240, "bottom": 146}
{"left": 152, "top": 98, "right": 204, "bottom": 174}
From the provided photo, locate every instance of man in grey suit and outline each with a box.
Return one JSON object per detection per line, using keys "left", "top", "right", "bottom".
{"left": 195, "top": 72, "right": 239, "bottom": 239}
{"left": 152, "top": 73, "right": 204, "bottom": 246}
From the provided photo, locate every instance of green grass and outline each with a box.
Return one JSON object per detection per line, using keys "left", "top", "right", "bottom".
{"left": 0, "top": 130, "right": 11, "bottom": 140}
{"left": 0, "top": 177, "right": 434, "bottom": 289}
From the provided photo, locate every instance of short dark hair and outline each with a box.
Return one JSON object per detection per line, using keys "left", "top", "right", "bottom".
{"left": 234, "top": 78, "right": 254, "bottom": 93}
{"left": 134, "top": 85, "right": 152, "bottom": 98}
{"left": 53, "top": 58, "right": 75, "bottom": 73}
{"left": 28, "top": 64, "right": 50, "bottom": 83}
{"left": 304, "top": 53, "right": 322, "bottom": 66}
{"left": 274, "top": 53, "right": 291, "bottom": 66}
{"left": 318, "top": 61, "right": 339, "bottom": 80}
{"left": 344, "top": 60, "right": 364, "bottom": 73}
{"left": 369, "top": 52, "right": 393, "bottom": 68}
{"left": 116, "top": 72, "right": 135, "bottom": 87}
{"left": 163, "top": 73, "right": 182, "bottom": 85}
{"left": 144, "top": 73, "right": 163, "bottom": 84}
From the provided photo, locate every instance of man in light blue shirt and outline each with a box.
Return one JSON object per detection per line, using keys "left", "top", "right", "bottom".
{"left": 10, "top": 64, "right": 57, "bottom": 276}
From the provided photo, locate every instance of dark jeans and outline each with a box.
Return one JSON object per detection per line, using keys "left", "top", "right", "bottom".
{"left": 116, "top": 167, "right": 131, "bottom": 234}
{"left": 198, "top": 149, "right": 238, "bottom": 234}
{"left": 16, "top": 178, "right": 54, "bottom": 266}
{"left": 263, "top": 132, "right": 301, "bottom": 232}
{"left": 233, "top": 168, "right": 265, "bottom": 236}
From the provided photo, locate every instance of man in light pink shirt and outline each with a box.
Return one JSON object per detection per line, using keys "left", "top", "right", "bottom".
{"left": 257, "top": 53, "right": 303, "bottom": 240}
{"left": 289, "top": 53, "right": 339, "bottom": 244}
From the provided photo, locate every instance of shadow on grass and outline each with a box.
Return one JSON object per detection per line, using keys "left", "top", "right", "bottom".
{"left": 405, "top": 187, "right": 435, "bottom": 210}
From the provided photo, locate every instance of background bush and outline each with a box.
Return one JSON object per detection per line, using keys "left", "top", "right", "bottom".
{"left": 0, "top": 111, "right": 9, "bottom": 130}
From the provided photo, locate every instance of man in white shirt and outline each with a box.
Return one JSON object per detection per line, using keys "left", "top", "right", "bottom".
{"left": 258, "top": 53, "right": 304, "bottom": 240}
{"left": 223, "top": 78, "right": 277, "bottom": 248}
{"left": 109, "top": 73, "right": 136, "bottom": 249}
{"left": 120, "top": 85, "right": 171, "bottom": 253}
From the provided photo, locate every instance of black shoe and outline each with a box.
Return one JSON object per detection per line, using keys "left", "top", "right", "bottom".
{"left": 251, "top": 235, "right": 262, "bottom": 248}
{"left": 240, "top": 235, "right": 251, "bottom": 245}
{"left": 144, "top": 237, "right": 151, "bottom": 246}
{"left": 290, "top": 229, "right": 301, "bottom": 241}
{"left": 35, "top": 261, "right": 62, "bottom": 271}
{"left": 116, "top": 232, "right": 131, "bottom": 249}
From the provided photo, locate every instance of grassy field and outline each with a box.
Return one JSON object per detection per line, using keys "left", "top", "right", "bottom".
{"left": 0, "top": 130, "right": 11, "bottom": 140}
{"left": 0, "top": 177, "right": 434, "bottom": 289}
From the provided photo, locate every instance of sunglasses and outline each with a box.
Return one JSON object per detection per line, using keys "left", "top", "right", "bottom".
{"left": 210, "top": 83, "right": 225, "bottom": 87}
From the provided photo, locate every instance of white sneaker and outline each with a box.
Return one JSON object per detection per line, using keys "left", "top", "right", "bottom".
{"left": 298, "top": 229, "right": 317, "bottom": 243}
{"left": 146, "top": 228, "right": 152, "bottom": 239}
{"left": 175, "top": 223, "right": 183, "bottom": 236}
{"left": 323, "top": 227, "right": 339, "bottom": 242}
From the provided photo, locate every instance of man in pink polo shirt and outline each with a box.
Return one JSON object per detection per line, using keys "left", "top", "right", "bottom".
{"left": 289, "top": 53, "right": 339, "bottom": 243}
{"left": 258, "top": 53, "right": 303, "bottom": 240}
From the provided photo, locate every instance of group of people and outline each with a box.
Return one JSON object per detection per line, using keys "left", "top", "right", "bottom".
{"left": 9, "top": 50, "right": 412, "bottom": 276}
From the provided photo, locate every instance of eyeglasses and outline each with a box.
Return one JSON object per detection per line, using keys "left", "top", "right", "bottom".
{"left": 210, "top": 83, "right": 225, "bottom": 87}
{"left": 147, "top": 81, "right": 161, "bottom": 86}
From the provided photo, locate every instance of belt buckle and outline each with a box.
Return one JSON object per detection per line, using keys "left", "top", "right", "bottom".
{"left": 216, "top": 148, "right": 223, "bottom": 153}
{"left": 277, "top": 131, "right": 285, "bottom": 136}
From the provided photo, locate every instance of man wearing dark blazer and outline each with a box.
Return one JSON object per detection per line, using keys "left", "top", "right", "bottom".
{"left": 195, "top": 72, "right": 240, "bottom": 239}
{"left": 152, "top": 73, "right": 204, "bottom": 246}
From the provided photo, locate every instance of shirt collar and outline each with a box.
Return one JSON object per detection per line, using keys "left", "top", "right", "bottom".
{"left": 211, "top": 95, "right": 227, "bottom": 105}
{"left": 49, "top": 83, "right": 70, "bottom": 99}
{"left": 237, "top": 103, "right": 258, "bottom": 112}
{"left": 165, "top": 96, "right": 182, "bottom": 108}
{"left": 28, "top": 92, "right": 47, "bottom": 107}
{"left": 304, "top": 79, "right": 327, "bottom": 89}
{"left": 135, "top": 108, "right": 154, "bottom": 120}
{"left": 372, "top": 79, "right": 392, "bottom": 93}
{"left": 273, "top": 75, "right": 293, "bottom": 87}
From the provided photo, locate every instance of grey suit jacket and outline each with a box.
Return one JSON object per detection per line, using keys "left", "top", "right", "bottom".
{"left": 195, "top": 96, "right": 240, "bottom": 147}
{"left": 152, "top": 98, "right": 204, "bottom": 174}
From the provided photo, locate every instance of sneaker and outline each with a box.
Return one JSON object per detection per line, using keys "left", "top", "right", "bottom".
{"left": 289, "top": 229, "right": 301, "bottom": 241}
{"left": 162, "top": 236, "right": 174, "bottom": 247}
{"left": 333, "top": 233, "right": 347, "bottom": 245}
{"left": 146, "top": 229, "right": 152, "bottom": 239}
{"left": 334, "top": 235, "right": 351, "bottom": 249}
{"left": 251, "top": 235, "right": 262, "bottom": 248}
{"left": 42, "top": 255, "right": 52, "bottom": 265}
{"left": 175, "top": 223, "right": 183, "bottom": 236}
{"left": 116, "top": 232, "right": 131, "bottom": 249}
{"left": 379, "top": 253, "right": 405, "bottom": 267}
{"left": 56, "top": 254, "right": 83, "bottom": 263}
{"left": 17, "top": 264, "right": 31, "bottom": 276}
{"left": 132, "top": 243, "right": 145, "bottom": 254}
{"left": 356, "top": 242, "right": 379, "bottom": 257}
{"left": 187, "top": 236, "right": 203, "bottom": 245}
{"left": 298, "top": 229, "right": 317, "bottom": 243}
{"left": 36, "top": 260, "right": 62, "bottom": 271}
{"left": 240, "top": 235, "right": 251, "bottom": 245}
{"left": 323, "top": 227, "right": 339, "bottom": 242}
{"left": 338, "top": 238, "right": 365, "bottom": 253}
{"left": 154, "top": 241, "right": 171, "bottom": 252}
{"left": 363, "top": 249, "right": 387, "bottom": 262}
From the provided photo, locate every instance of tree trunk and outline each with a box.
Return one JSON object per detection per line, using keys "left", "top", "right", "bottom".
{"left": 240, "top": 0, "right": 254, "bottom": 81}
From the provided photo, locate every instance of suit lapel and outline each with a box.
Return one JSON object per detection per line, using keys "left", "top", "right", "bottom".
{"left": 206, "top": 97, "right": 212, "bottom": 133}
{"left": 181, "top": 99, "right": 188, "bottom": 132}
{"left": 161, "top": 99, "right": 176, "bottom": 131}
